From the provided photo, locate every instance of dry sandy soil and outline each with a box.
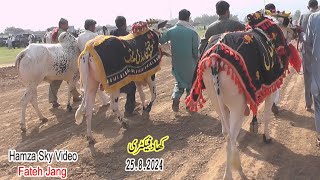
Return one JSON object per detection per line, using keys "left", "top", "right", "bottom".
{"left": 0, "top": 58, "right": 319, "bottom": 180}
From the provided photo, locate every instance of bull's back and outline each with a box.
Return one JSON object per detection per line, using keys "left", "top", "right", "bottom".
{"left": 17, "top": 44, "right": 77, "bottom": 84}
{"left": 16, "top": 44, "right": 52, "bottom": 84}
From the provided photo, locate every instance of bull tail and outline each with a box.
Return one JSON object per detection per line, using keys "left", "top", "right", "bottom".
{"left": 15, "top": 49, "right": 27, "bottom": 78}
{"left": 75, "top": 52, "right": 90, "bottom": 125}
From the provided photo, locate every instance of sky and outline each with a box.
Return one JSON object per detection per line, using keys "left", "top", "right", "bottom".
{"left": 0, "top": 0, "right": 309, "bottom": 33}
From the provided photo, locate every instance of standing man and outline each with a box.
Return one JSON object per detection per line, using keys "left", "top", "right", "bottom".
{"left": 44, "top": 28, "right": 51, "bottom": 44}
{"left": 200, "top": 1, "right": 249, "bottom": 116}
{"left": 77, "top": 19, "right": 98, "bottom": 51}
{"left": 28, "top": 34, "right": 33, "bottom": 45}
{"left": 299, "top": 0, "right": 319, "bottom": 111}
{"left": 110, "top": 16, "right": 137, "bottom": 117}
{"left": 306, "top": 5, "right": 320, "bottom": 146}
{"left": 264, "top": 3, "right": 283, "bottom": 114}
{"left": 160, "top": 9, "right": 200, "bottom": 112}
{"left": 205, "top": 1, "right": 245, "bottom": 40}
{"left": 7, "top": 36, "right": 12, "bottom": 49}
{"left": 199, "top": 1, "right": 245, "bottom": 55}
{"left": 77, "top": 19, "right": 110, "bottom": 106}
{"left": 49, "top": 18, "right": 81, "bottom": 108}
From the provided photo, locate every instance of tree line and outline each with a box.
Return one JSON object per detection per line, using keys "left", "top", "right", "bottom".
{"left": 1, "top": 10, "right": 302, "bottom": 36}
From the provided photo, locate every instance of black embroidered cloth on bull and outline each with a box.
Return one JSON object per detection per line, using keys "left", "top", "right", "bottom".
{"left": 80, "top": 30, "right": 161, "bottom": 93}
{"left": 186, "top": 12, "right": 289, "bottom": 115}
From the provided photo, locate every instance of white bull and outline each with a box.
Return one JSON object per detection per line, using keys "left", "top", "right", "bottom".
{"left": 75, "top": 21, "right": 168, "bottom": 144}
{"left": 189, "top": 13, "right": 299, "bottom": 179}
{"left": 15, "top": 32, "right": 80, "bottom": 132}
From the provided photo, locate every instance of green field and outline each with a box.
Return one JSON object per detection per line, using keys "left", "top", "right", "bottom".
{"left": 0, "top": 47, "right": 24, "bottom": 65}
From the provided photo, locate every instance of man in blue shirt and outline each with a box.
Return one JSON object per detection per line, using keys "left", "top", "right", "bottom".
{"left": 160, "top": 9, "right": 200, "bottom": 112}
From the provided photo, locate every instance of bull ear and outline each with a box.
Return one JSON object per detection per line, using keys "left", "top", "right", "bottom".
{"left": 157, "top": 20, "right": 168, "bottom": 29}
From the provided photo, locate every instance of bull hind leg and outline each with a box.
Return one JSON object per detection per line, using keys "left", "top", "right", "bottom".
{"left": 262, "top": 92, "right": 276, "bottom": 144}
{"left": 228, "top": 108, "right": 246, "bottom": 179}
{"left": 222, "top": 100, "right": 247, "bottom": 180}
{"left": 142, "top": 75, "right": 156, "bottom": 119}
{"left": 136, "top": 83, "right": 146, "bottom": 108}
{"left": 84, "top": 79, "right": 99, "bottom": 144}
{"left": 30, "top": 87, "right": 47, "bottom": 123}
{"left": 110, "top": 90, "right": 128, "bottom": 129}
{"left": 20, "top": 86, "right": 34, "bottom": 132}
{"left": 136, "top": 83, "right": 148, "bottom": 119}
{"left": 66, "top": 81, "right": 77, "bottom": 112}
{"left": 202, "top": 68, "right": 230, "bottom": 137}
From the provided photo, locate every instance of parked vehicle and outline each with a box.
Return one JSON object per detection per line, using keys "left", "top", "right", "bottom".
{"left": 0, "top": 37, "right": 8, "bottom": 47}
{"left": 12, "top": 33, "right": 30, "bottom": 48}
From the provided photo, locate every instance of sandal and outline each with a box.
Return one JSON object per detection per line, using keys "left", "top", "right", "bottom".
{"left": 317, "top": 137, "right": 320, "bottom": 147}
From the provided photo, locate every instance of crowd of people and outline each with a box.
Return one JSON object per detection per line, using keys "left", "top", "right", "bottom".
{"left": 46, "top": 0, "right": 320, "bottom": 146}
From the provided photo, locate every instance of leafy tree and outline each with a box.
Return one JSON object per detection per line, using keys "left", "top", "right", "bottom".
{"left": 194, "top": 14, "right": 218, "bottom": 25}
{"left": 193, "top": 14, "right": 240, "bottom": 26}
{"left": 4, "top": 27, "right": 25, "bottom": 35}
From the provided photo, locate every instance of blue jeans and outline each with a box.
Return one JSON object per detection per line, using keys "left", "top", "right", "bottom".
{"left": 171, "top": 82, "right": 190, "bottom": 101}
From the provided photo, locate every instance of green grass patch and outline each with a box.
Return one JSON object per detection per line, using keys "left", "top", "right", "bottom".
{"left": 0, "top": 47, "right": 24, "bottom": 65}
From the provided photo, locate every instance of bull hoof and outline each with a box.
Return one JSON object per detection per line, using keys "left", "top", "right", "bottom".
{"left": 142, "top": 110, "right": 150, "bottom": 120}
{"left": 40, "top": 118, "right": 48, "bottom": 123}
{"left": 250, "top": 121, "right": 258, "bottom": 133}
{"left": 263, "top": 134, "right": 272, "bottom": 144}
{"left": 121, "top": 121, "right": 129, "bottom": 129}
{"left": 87, "top": 136, "right": 96, "bottom": 144}
{"left": 67, "top": 105, "right": 73, "bottom": 112}
{"left": 272, "top": 103, "right": 279, "bottom": 115}
{"left": 20, "top": 126, "right": 26, "bottom": 132}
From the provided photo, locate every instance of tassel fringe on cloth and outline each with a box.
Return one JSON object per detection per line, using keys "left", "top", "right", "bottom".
{"left": 186, "top": 11, "right": 302, "bottom": 115}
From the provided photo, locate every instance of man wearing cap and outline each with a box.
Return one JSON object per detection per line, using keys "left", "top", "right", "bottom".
{"left": 160, "top": 9, "right": 200, "bottom": 112}
{"left": 299, "top": 0, "right": 319, "bottom": 112}
{"left": 110, "top": 16, "right": 138, "bottom": 117}
{"left": 305, "top": 0, "right": 320, "bottom": 146}
{"left": 49, "top": 18, "right": 82, "bottom": 108}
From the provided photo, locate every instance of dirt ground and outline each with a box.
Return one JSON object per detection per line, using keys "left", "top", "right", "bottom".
{"left": 0, "top": 58, "right": 319, "bottom": 180}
